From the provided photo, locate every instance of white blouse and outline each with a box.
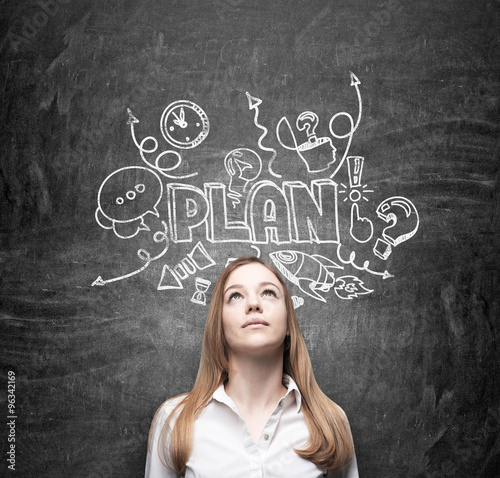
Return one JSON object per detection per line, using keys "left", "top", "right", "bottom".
{"left": 145, "top": 375, "right": 359, "bottom": 478}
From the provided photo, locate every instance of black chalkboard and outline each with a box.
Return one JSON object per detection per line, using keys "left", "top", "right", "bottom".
{"left": 1, "top": 0, "right": 499, "bottom": 476}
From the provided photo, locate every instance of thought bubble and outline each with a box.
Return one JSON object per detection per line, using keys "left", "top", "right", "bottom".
{"left": 97, "top": 166, "right": 163, "bottom": 223}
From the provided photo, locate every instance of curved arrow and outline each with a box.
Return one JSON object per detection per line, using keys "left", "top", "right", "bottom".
{"left": 328, "top": 72, "right": 362, "bottom": 178}
{"left": 335, "top": 243, "right": 393, "bottom": 279}
{"left": 350, "top": 72, "right": 362, "bottom": 133}
{"left": 92, "top": 221, "right": 170, "bottom": 286}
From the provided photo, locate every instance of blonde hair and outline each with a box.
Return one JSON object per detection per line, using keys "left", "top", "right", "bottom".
{"left": 148, "top": 255, "right": 354, "bottom": 474}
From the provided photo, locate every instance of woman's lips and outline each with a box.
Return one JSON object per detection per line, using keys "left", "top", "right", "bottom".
{"left": 242, "top": 318, "right": 269, "bottom": 328}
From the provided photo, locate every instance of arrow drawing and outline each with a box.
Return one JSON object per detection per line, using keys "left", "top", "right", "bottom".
{"left": 328, "top": 72, "right": 362, "bottom": 179}
{"left": 336, "top": 243, "right": 393, "bottom": 279}
{"left": 246, "top": 92, "right": 280, "bottom": 178}
{"left": 92, "top": 221, "right": 169, "bottom": 286}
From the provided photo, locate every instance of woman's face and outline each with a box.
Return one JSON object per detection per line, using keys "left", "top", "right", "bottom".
{"left": 222, "top": 263, "right": 288, "bottom": 358}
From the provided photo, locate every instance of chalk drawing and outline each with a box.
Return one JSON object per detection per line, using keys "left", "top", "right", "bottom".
{"left": 96, "top": 166, "right": 163, "bottom": 239}
{"left": 158, "top": 242, "right": 216, "bottom": 291}
{"left": 373, "top": 196, "right": 420, "bottom": 260}
{"left": 128, "top": 109, "right": 198, "bottom": 180}
{"left": 339, "top": 156, "right": 374, "bottom": 203}
{"left": 339, "top": 156, "right": 375, "bottom": 243}
{"left": 276, "top": 113, "right": 337, "bottom": 173}
{"left": 334, "top": 275, "right": 373, "bottom": 300}
{"left": 251, "top": 245, "right": 261, "bottom": 257}
{"left": 160, "top": 100, "right": 210, "bottom": 149}
{"left": 349, "top": 203, "right": 374, "bottom": 244}
{"left": 269, "top": 251, "right": 343, "bottom": 303}
{"left": 336, "top": 243, "right": 393, "bottom": 280}
{"left": 157, "top": 265, "right": 183, "bottom": 290}
{"left": 167, "top": 184, "right": 210, "bottom": 243}
{"left": 347, "top": 156, "right": 366, "bottom": 193}
{"left": 225, "top": 246, "right": 261, "bottom": 267}
{"left": 205, "top": 183, "right": 252, "bottom": 243}
{"left": 246, "top": 92, "right": 280, "bottom": 178}
{"left": 291, "top": 296, "right": 305, "bottom": 309}
{"left": 93, "top": 74, "right": 421, "bottom": 302}
{"left": 190, "top": 277, "right": 212, "bottom": 306}
{"left": 328, "top": 72, "right": 363, "bottom": 179}
{"left": 247, "top": 180, "right": 292, "bottom": 244}
{"left": 224, "top": 148, "right": 263, "bottom": 207}
{"left": 283, "top": 179, "right": 339, "bottom": 244}
{"left": 92, "top": 221, "right": 169, "bottom": 286}
{"left": 204, "top": 179, "right": 340, "bottom": 245}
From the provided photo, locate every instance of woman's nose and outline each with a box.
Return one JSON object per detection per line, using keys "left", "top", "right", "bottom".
{"left": 246, "top": 297, "right": 261, "bottom": 313}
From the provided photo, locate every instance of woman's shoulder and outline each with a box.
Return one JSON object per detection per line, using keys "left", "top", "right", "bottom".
{"left": 336, "top": 404, "right": 349, "bottom": 419}
{"left": 152, "top": 393, "right": 189, "bottom": 427}
{"left": 332, "top": 402, "right": 353, "bottom": 429}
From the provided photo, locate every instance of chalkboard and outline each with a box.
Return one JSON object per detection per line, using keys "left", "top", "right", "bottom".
{"left": 1, "top": 0, "right": 499, "bottom": 477}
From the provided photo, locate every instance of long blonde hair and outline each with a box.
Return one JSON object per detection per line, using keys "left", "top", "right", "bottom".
{"left": 149, "top": 255, "right": 354, "bottom": 474}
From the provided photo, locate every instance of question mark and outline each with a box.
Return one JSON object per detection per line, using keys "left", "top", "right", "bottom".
{"left": 373, "top": 196, "right": 419, "bottom": 260}
{"left": 296, "top": 111, "right": 319, "bottom": 143}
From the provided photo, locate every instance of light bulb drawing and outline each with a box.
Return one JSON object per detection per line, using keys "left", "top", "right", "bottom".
{"left": 224, "top": 148, "right": 262, "bottom": 207}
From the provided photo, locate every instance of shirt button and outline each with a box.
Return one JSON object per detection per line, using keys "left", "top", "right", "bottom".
{"left": 264, "top": 434, "right": 269, "bottom": 440}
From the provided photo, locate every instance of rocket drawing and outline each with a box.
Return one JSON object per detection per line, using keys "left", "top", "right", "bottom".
{"left": 269, "top": 251, "right": 343, "bottom": 302}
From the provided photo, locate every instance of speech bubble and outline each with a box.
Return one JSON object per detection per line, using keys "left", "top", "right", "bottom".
{"left": 97, "top": 166, "right": 163, "bottom": 223}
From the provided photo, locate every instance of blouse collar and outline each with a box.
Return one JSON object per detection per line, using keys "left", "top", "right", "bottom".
{"left": 212, "top": 374, "right": 302, "bottom": 413}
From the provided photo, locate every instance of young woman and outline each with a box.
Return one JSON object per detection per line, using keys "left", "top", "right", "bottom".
{"left": 145, "top": 255, "right": 359, "bottom": 477}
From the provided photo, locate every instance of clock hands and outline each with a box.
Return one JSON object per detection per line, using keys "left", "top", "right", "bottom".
{"left": 172, "top": 107, "right": 188, "bottom": 128}
{"left": 161, "top": 100, "right": 210, "bottom": 149}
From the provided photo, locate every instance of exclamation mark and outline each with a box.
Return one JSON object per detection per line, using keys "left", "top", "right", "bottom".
{"left": 347, "top": 156, "right": 364, "bottom": 188}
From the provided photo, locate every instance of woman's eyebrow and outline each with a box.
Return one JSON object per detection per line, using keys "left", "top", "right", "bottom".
{"left": 224, "top": 281, "right": 280, "bottom": 295}
{"left": 224, "top": 284, "right": 243, "bottom": 295}
{"left": 259, "top": 281, "right": 280, "bottom": 290}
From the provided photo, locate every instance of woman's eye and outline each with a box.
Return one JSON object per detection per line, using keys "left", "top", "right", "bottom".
{"left": 262, "top": 289, "right": 277, "bottom": 297}
{"left": 228, "top": 292, "right": 242, "bottom": 301}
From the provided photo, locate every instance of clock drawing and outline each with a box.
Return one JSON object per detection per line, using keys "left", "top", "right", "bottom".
{"left": 160, "top": 100, "right": 210, "bottom": 149}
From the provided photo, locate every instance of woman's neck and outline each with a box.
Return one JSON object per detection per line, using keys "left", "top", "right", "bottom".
{"left": 224, "top": 349, "right": 288, "bottom": 414}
